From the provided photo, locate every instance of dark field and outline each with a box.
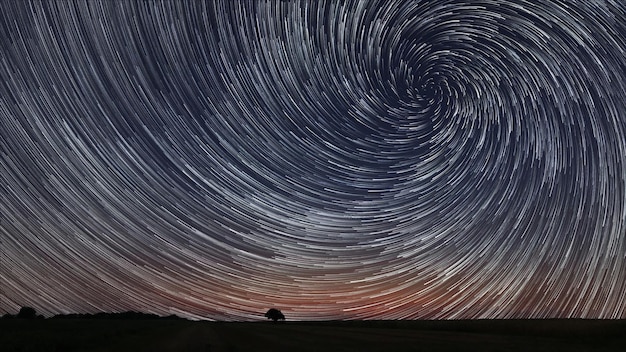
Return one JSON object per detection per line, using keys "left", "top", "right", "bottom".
{"left": 1, "top": 319, "right": 625, "bottom": 351}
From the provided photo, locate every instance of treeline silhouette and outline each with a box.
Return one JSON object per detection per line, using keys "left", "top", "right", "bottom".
{"left": 2, "top": 307, "right": 44, "bottom": 320}
{"left": 51, "top": 312, "right": 185, "bottom": 320}
{"left": 2, "top": 306, "right": 186, "bottom": 321}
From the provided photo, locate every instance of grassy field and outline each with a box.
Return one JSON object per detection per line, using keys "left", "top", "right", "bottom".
{"left": 1, "top": 318, "right": 625, "bottom": 351}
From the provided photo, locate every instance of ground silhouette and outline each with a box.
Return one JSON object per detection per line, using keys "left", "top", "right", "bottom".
{"left": 2, "top": 318, "right": 625, "bottom": 351}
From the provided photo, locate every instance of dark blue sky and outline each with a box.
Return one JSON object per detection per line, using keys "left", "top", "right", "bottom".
{"left": 1, "top": 0, "right": 625, "bottom": 320}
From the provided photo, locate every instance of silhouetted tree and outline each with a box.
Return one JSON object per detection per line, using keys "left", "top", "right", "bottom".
{"left": 17, "top": 307, "right": 37, "bottom": 319}
{"left": 264, "top": 308, "right": 285, "bottom": 322}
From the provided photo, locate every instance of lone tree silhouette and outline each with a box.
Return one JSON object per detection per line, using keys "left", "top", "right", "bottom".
{"left": 17, "top": 307, "right": 37, "bottom": 319}
{"left": 264, "top": 308, "right": 285, "bottom": 322}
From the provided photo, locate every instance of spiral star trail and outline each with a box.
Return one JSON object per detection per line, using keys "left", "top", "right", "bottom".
{"left": 1, "top": 0, "right": 625, "bottom": 321}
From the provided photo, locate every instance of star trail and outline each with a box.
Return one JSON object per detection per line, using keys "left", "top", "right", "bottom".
{"left": 1, "top": 0, "right": 626, "bottom": 321}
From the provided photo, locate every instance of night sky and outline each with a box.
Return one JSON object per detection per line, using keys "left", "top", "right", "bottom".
{"left": 1, "top": 0, "right": 626, "bottom": 321}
